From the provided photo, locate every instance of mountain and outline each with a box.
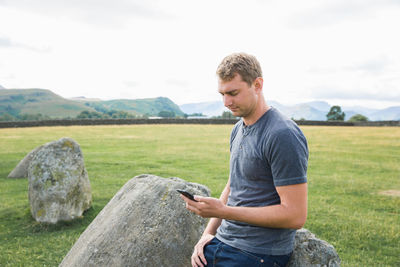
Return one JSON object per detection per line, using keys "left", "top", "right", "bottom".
{"left": 342, "top": 105, "right": 378, "bottom": 117}
{"left": 369, "top": 106, "right": 400, "bottom": 121}
{"left": 180, "top": 100, "right": 328, "bottom": 120}
{"left": 69, "top": 96, "right": 103, "bottom": 102}
{"left": 0, "top": 89, "right": 184, "bottom": 118}
{"left": 180, "top": 100, "right": 400, "bottom": 121}
{"left": 1, "top": 88, "right": 398, "bottom": 121}
{"left": 0, "top": 85, "right": 5, "bottom": 89}
{"left": 85, "top": 97, "right": 184, "bottom": 116}
{"left": 268, "top": 100, "right": 287, "bottom": 111}
{"left": 284, "top": 104, "right": 326, "bottom": 120}
{"left": 180, "top": 101, "right": 228, "bottom": 117}
{"left": 341, "top": 106, "right": 400, "bottom": 121}
{"left": 306, "top": 101, "right": 331, "bottom": 113}
{"left": 0, "top": 88, "right": 97, "bottom": 118}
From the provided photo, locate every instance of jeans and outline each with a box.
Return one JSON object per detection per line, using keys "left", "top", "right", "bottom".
{"left": 203, "top": 237, "right": 292, "bottom": 267}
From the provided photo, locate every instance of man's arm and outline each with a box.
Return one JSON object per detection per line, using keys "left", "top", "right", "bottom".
{"left": 198, "top": 178, "right": 230, "bottom": 235}
{"left": 187, "top": 182, "right": 307, "bottom": 230}
{"left": 184, "top": 178, "right": 230, "bottom": 267}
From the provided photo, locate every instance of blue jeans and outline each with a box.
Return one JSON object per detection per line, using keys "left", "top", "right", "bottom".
{"left": 203, "top": 237, "right": 291, "bottom": 267}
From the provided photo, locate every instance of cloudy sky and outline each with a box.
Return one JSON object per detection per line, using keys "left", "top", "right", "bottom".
{"left": 1, "top": 0, "right": 400, "bottom": 109}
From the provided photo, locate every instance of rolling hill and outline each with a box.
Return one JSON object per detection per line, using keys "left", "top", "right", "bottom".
{"left": 0, "top": 88, "right": 184, "bottom": 119}
{"left": 0, "top": 88, "right": 97, "bottom": 118}
{"left": 84, "top": 97, "right": 184, "bottom": 117}
{"left": 2, "top": 87, "right": 398, "bottom": 121}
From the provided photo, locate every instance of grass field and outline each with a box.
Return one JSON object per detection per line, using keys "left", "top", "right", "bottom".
{"left": 0, "top": 125, "right": 399, "bottom": 266}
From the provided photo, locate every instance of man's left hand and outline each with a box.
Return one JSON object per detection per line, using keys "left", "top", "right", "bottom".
{"left": 181, "top": 195, "right": 226, "bottom": 218}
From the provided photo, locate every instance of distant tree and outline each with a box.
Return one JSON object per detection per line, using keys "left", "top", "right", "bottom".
{"left": 291, "top": 117, "right": 306, "bottom": 121}
{"left": 89, "top": 111, "right": 103, "bottom": 119}
{"left": 0, "top": 113, "right": 16, "bottom": 121}
{"left": 17, "top": 113, "right": 50, "bottom": 121}
{"left": 93, "top": 105, "right": 108, "bottom": 113}
{"left": 106, "top": 110, "right": 135, "bottom": 119}
{"left": 326, "top": 106, "right": 345, "bottom": 121}
{"left": 189, "top": 113, "right": 204, "bottom": 117}
{"left": 76, "top": 110, "right": 103, "bottom": 119}
{"left": 348, "top": 114, "right": 369, "bottom": 122}
{"left": 76, "top": 109, "right": 136, "bottom": 119}
{"left": 158, "top": 110, "right": 175, "bottom": 118}
{"left": 77, "top": 110, "right": 91, "bottom": 119}
{"left": 221, "top": 111, "right": 235, "bottom": 119}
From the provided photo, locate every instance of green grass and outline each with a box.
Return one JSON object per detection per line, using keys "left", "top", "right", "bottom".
{"left": 0, "top": 125, "right": 399, "bottom": 266}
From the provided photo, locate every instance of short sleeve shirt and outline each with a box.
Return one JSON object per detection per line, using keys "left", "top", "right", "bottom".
{"left": 216, "top": 107, "right": 309, "bottom": 255}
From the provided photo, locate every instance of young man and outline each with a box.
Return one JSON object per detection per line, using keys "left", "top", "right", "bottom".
{"left": 181, "top": 53, "right": 308, "bottom": 267}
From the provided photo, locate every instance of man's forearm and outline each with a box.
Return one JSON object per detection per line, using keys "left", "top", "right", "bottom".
{"left": 201, "top": 178, "right": 231, "bottom": 236}
{"left": 202, "top": 217, "right": 222, "bottom": 236}
{"left": 221, "top": 202, "right": 305, "bottom": 229}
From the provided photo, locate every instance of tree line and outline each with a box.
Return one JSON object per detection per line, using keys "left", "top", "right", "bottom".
{"left": 326, "top": 105, "right": 368, "bottom": 122}
{"left": 0, "top": 105, "right": 370, "bottom": 122}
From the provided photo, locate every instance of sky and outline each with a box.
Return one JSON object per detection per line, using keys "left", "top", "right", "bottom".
{"left": 1, "top": 0, "right": 400, "bottom": 109}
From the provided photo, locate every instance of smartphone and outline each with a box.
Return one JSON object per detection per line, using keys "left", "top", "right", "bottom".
{"left": 177, "top": 189, "right": 198, "bottom": 202}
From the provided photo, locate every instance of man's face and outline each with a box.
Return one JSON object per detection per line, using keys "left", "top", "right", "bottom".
{"left": 218, "top": 74, "right": 259, "bottom": 118}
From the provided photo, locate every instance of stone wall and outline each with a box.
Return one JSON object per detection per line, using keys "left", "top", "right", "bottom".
{"left": 0, "top": 118, "right": 399, "bottom": 128}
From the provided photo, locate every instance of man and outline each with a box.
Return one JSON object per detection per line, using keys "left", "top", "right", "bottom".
{"left": 181, "top": 53, "right": 308, "bottom": 267}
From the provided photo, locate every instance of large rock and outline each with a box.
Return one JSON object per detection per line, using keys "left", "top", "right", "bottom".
{"left": 288, "top": 228, "right": 341, "bottom": 267}
{"left": 60, "top": 174, "right": 210, "bottom": 267}
{"left": 8, "top": 146, "right": 42, "bottom": 178}
{"left": 28, "top": 137, "right": 92, "bottom": 224}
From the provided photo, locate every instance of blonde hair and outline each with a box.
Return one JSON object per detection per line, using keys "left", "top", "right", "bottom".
{"left": 216, "top": 52, "right": 262, "bottom": 86}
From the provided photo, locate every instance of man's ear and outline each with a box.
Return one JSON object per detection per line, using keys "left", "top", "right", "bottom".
{"left": 253, "top": 77, "right": 263, "bottom": 94}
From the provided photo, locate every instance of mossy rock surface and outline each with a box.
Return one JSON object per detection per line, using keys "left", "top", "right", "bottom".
{"left": 60, "top": 174, "right": 209, "bottom": 267}
{"left": 28, "top": 137, "right": 92, "bottom": 224}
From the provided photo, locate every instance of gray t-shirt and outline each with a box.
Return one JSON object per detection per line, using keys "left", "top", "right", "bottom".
{"left": 216, "top": 107, "right": 308, "bottom": 255}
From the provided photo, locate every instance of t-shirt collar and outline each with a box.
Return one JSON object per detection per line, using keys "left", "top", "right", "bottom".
{"left": 241, "top": 107, "right": 274, "bottom": 132}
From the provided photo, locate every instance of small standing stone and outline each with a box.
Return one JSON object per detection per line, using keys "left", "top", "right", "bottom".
{"left": 8, "top": 146, "right": 42, "bottom": 178}
{"left": 28, "top": 137, "right": 92, "bottom": 224}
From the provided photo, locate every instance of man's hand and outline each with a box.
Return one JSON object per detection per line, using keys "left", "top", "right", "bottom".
{"left": 180, "top": 180, "right": 229, "bottom": 267}
{"left": 191, "top": 233, "right": 214, "bottom": 267}
{"left": 180, "top": 195, "right": 226, "bottom": 218}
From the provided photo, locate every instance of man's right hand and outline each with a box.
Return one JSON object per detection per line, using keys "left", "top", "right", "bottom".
{"left": 191, "top": 233, "right": 215, "bottom": 267}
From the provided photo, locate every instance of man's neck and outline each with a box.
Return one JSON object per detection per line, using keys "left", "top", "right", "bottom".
{"left": 243, "top": 104, "right": 271, "bottom": 126}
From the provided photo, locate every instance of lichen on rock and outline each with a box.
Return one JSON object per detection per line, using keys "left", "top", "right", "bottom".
{"left": 28, "top": 137, "right": 92, "bottom": 224}
{"left": 60, "top": 174, "right": 210, "bottom": 267}
{"left": 288, "top": 228, "right": 341, "bottom": 267}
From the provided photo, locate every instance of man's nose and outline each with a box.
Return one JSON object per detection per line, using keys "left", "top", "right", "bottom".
{"left": 223, "top": 95, "right": 232, "bottom": 107}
